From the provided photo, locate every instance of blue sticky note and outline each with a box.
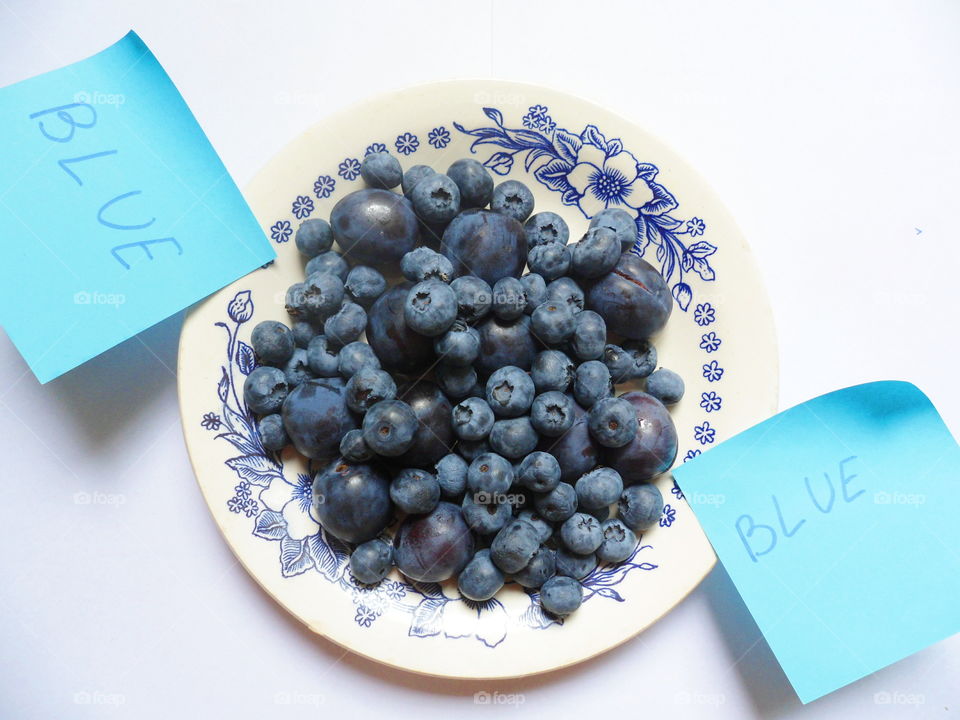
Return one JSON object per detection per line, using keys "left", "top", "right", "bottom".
{"left": 0, "top": 31, "right": 274, "bottom": 382}
{"left": 674, "top": 381, "right": 960, "bottom": 703}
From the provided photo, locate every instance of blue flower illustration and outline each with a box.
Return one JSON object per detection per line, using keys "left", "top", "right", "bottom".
{"left": 671, "top": 478, "right": 684, "bottom": 500}
{"left": 684, "top": 449, "right": 702, "bottom": 462}
{"left": 338, "top": 158, "right": 361, "bottom": 180}
{"left": 699, "top": 332, "right": 721, "bottom": 353}
{"left": 242, "top": 498, "right": 259, "bottom": 518}
{"left": 687, "top": 217, "right": 706, "bottom": 236}
{"left": 365, "top": 142, "right": 387, "bottom": 155}
{"left": 522, "top": 105, "right": 555, "bottom": 132}
{"left": 384, "top": 580, "right": 406, "bottom": 601}
{"left": 694, "top": 421, "right": 716, "bottom": 445}
{"left": 234, "top": 482, "right": 251, "bottom": 500}
{"left": 226, "top": 496, "right": 245, "bottom": 514}
{"left": 700, "top": 391, "right": 722, "bottom": 412}
{"left": 270, "top": 220, "right": 293, "bottom": 244}
{"left": 227, "top": 290, "right": 253, "bottom": 324}
{"left": 428, "top": 126, "right": 450, "bottom": 149}
{"left": 201, "top": 412, "right": 222, "bottom": 431}
{"left": 395, "top": 132, "right": 419, "bottom": 155}
{"left": 260, "top": 473, "right": 318, "bottom": 540}
{"left": 355, "top": 605, "right": 377, "bottom": 628}
{"left": 291, "top": 195, "right": 314, "bottom": 220}
{"left": 659, "top": 505, "right": 676, "bottom": 528}
{"left": 694, "top": 302, "right": 715, "bottom": 326}
{"left": 313, "top": 174, "right": 336, "bottom": 199}
{"left": 702, "top": 360, "right": 724, "bottom": 382}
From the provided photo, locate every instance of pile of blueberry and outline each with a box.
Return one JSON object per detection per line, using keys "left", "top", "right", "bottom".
{"left": 243, "top": 149, "right": 685, "bottom": 618}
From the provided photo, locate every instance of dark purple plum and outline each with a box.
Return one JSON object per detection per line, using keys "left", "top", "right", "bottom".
{"left": 585, "top": 253, "right": 673, "bottom": 340}
{"left": 393, "top": 380, "right": 454, "bottom": 468}
{"left": 605, "top": 391, "right": 677, "bottom": 484}
{"left": 474, "top": 315, "right": 537, "bottom": 376}
{"left": 366, "top": 284, "right": 435, "bottom": 374}
{"left": 394, "top": 501, "right": 474, "bottom": 582}
{"left": 441, "top": 209, "right": 527, "bottom": 284}
{"left": 312, "top": 459, "right": 392, "bottom": 543}
{"left": 331, "top": 188, "right": 419, "bottom": 268}
{"left": 281, "top": 377, "right": 357, "bottom": 458}
{"left": 537, "top": 399, "right": 601, "bottom": 484}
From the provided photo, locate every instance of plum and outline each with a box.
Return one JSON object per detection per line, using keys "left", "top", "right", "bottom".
{"left": 537, "top": 398, "right": 600, "bottom": 484}
{"left": 366, "top": 284, "right": 435, "bottom": 374}
{"left": 394, "top": 501, "right": 474, "bottom": 582}
{"left": 441, "top": 209, "right": 527, "bottom": 284}
{"left": 281, "top": 377, "right": 357, "bottom": 458}
{"left": 474, "top": 315, "right": 537, "bottom": 376}
{"left": 393, "top": 380, "right": 454, "bottom": 468}
{"left": 585, "top": 253, "right": 672, "bottom": 340}
{"left": 331, "top": 188, "right": 420, "bottom": 268}
{"left": 605, "top": 391, "right": 677, "bottom": 484}
{"left": 312, "top": 459, "right": 392, "bottom": 543}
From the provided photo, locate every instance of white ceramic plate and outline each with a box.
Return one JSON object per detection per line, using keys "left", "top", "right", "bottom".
{"left": 177, "top": 80, "right": 777, "bottom": 679}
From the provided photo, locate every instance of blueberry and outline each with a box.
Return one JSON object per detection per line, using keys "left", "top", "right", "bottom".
{"left": 441, "top": 209, "right": 527, "bottom": 285}
{"left": 517, "top": 451, "right": 561, "bottom": 493}
{"left": 589, "top": 207, "right": 637, "bottom": 251}
{"left": 527, "top": 242, "right": 570, "bottom": 281}
{"left": 517, "top": 510, "right": 554, "bottom": 543}
{"left": 434, "top": 322, "right": 481, "bottom": 366}
{"left": 447, "top": 158, "right": 494, "bottom": 209}
{"left": 457, "top": 438, "right": 491, "bottom": 462}
{"left": 306, "top": 335, "right": 340, "bottom": 377}
{"left": 350, "top": 539, "right": 394, "bottom": 584}
{"left": 402, "top": 164, "right": 435, "bottom": 197}
{"left": 570, "top": 226, "right": 620, "bottom": 278}
{"left": 452, "top": 396, "right": 495, "bottom": 441}
{"left": 625, "top": 340, "right": 657, "bottom": 378}
{"left": 285, "top": 282, "right": 308, "bottom": 319}
{"left": 492, "top": 277, "right": 527, "bottom": 321}
{"left": 554, "top": 549, "right": 597, "bottom": 580}
{"left": 461, "top": 493, "right": 512, "bottom": 534}
{"left": 410, "top": 173, "right": 461, "bottom": 225}
{"left": 345, "top": 365, "right": 396, "bottom": 413}
{"left": 394, "top": 380, "right": 455, "bottom": 468}
{"left": 570, "top": 310, "right": 606, "bottom": 361}
{"left": 587, "top": 397, "right": 639, "bottom": 448}
{"left": 282, "top": 347, "right": 315, "bottom": 387}
{"left": 533, "top": 482, "right": 578, "bottom": 523}
{"left": 324, "top": 301, "right": 367, "bottom": 347}
{"left": 243, "top": 366, "right": 289, "bottom": 415}
{"left": 251, "top": 320, "right": 295, "bottom": 366}
{"left": 467, "top": 452, "right": 514, "bottom": 497}
{"left": 394, "top": 501, "right": 474, "bottom": 582}
{"left": 331, "top": 188, "right": 419, "bottom": 268}
{"left": 312, "top": 459, "right": 391, "bottom": 543}
{"left": 605, "top": 391, "right": 678, "bottom": 483}
{"left": 435, "top": 453, "right": 468, "bottom": 499}
{"left": 489, "top": 417, "right": 538, "bottom": 459}
{"left": 449, "top": 275, "right": 492, "bottom": 323}
{"left": 291, "top": 320, "right": 318, "bottom": 349}
{"left": 576, "top": 467, "right": 624, "bottom": 510}
{"left": 305, "top": 251, "right": 349, "bottom": 282}
{"left": 295, "top": 218, "right": 333, "bottom": 258}
{"left": 523, "top": 212, "right": 569, "bottom": 247}
{"left": 401, "top": 246, "right": 455, "bottom": 283}
{"left": 344, "top": 265, "right": 387, "bottom": 308}
{"left": 573, "top": 360, "right": 612, "bottom": 408}
{"left": 520, "top": 273, "right": 546, "bottom": 314}
{"left": 390, "top": 468, "right": 441, "bottom": 515}
{"left": 596, "top": 518, "right": 637, "bottom": 563}
{"left": 301, "top": 272, "right": 345, "bottom": 322}
{"left": 586, "top": 253, "right": 672, "bottom": 340}
{"left": 513, "top": 546, "right": 556, "bottom": 589}
{"left": 258, "top": 413, "right": 289, "bottom": 451}
{"left": 491, "top": 180, "right": 534, "bottom": 223}
{"left": 337, "top": 340, "right": 380, "bottom": 377}
{"left": 367, "top": 284, "right": 435, "bottom": 374}
{"left": 602, "top": 344, "right": 635, "bottom": 383}
{"left": 645, "top": 368, "right": 685, "bottom": 405}
{"left": 360, "top": 151, "right": 402, "bottom": 189}
{"left": 490, "top": 518, "right": 540, "bottom": 572}
{"left": 485, "top": 366, "right": 535, "bottom": 418}
{"left": 531, "top": 301, "right": 576, "bottom": 345}
{"left": 404, "top": 279, "right": 458, "bottom": 337}
{"left": 618, "top": 483, "right": 665, "bottom": 532}
{"left": 531, "top": 350, "right": 575, "bottom": 393}
{"left": 362, "top": 399, "right": 418, "bottom": 457}
{"left": 458, "top": 549, "right": 505, "bottom": 601}
{"left": 474, "top": 315, "right": 537, "bottom": 376}
{"left": 537, "top": 401, "right": 601, "bottom": 484}
{"left": 560, "top": 513, "right": 603, "bottom": 554}
{"left": 545, "top": 277, "right": 585, "bottom": 315}
{"left": 436, "top": 362, "right": 478, "bottom": 399}
{"left": 540, "top": 575, "right": 583, "bottom": 615}
{"left": 530, "top": 391, "right": 575, "bottom": 437}
{"left": 340, "top": 428, "right": 374, "bottom": 462}
{"left": 282, "top": 377, "right": 356, "bottom": 458}
{"left": 589, "top": 505, "right": 611, "bottom": 523}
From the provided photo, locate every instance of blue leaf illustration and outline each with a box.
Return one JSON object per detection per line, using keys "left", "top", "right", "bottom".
{"left": 672, "top": 282, "right": 693, "bottom": 311}
{"left": 305, "top": 531, "right": 346, "bottom": 582}
{"left": 225, "top": 455, "right": 283, "bottom": 486}
{"left": 654, "top": 214, "right": 683, "bottom": 231}
{"left": 217, "top": 367, "right": 229, "bottom": 402}
{"left": 607, "top": 137, "right": 623, "bottom": 155}
{"left": 408, "top": 597, "right": 446, "bottom": 638}
{"left": 482, "top": 107, "right": 504, "bottom": 126}
{"left": 635, "top": 562, "right": 658, "bottom": 571}
{"left": 279, "top": 536, "right": 314, "bottom": 577}
{"left": 595, "top": 586, "right": 625, "bottom": 602}
{"left": 485, "top": 151, "right": 513, "bottom": 175}
{"left": 253, "top": 509, "right": 286, "bottom": 540}
{"left": 686, "top": 241, "right": 717, "bottom": 258}
{"left": 580, "top": 124, "right": 607, "bottom": 150}
{"left": 519, "top": 597, "right": 561, "bottom": 629}
{"left": 643, "top": 181, "right": 678, "bottom": 216}
{"left": 534, "top": 158, "right": 573, "bottom": 192}
{"left": 236, "top": 341, "right": 256, "bottom": 375}
{"left": 552, "top": 129, "right": 582, "bottom": 165}
{"left": 691, "top": 257, "right": 716, "bottom": 281}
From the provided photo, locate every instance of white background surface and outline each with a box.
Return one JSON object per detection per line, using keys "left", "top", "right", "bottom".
{"left": 1, "top": 1, "right": 958, "bottom": 717}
